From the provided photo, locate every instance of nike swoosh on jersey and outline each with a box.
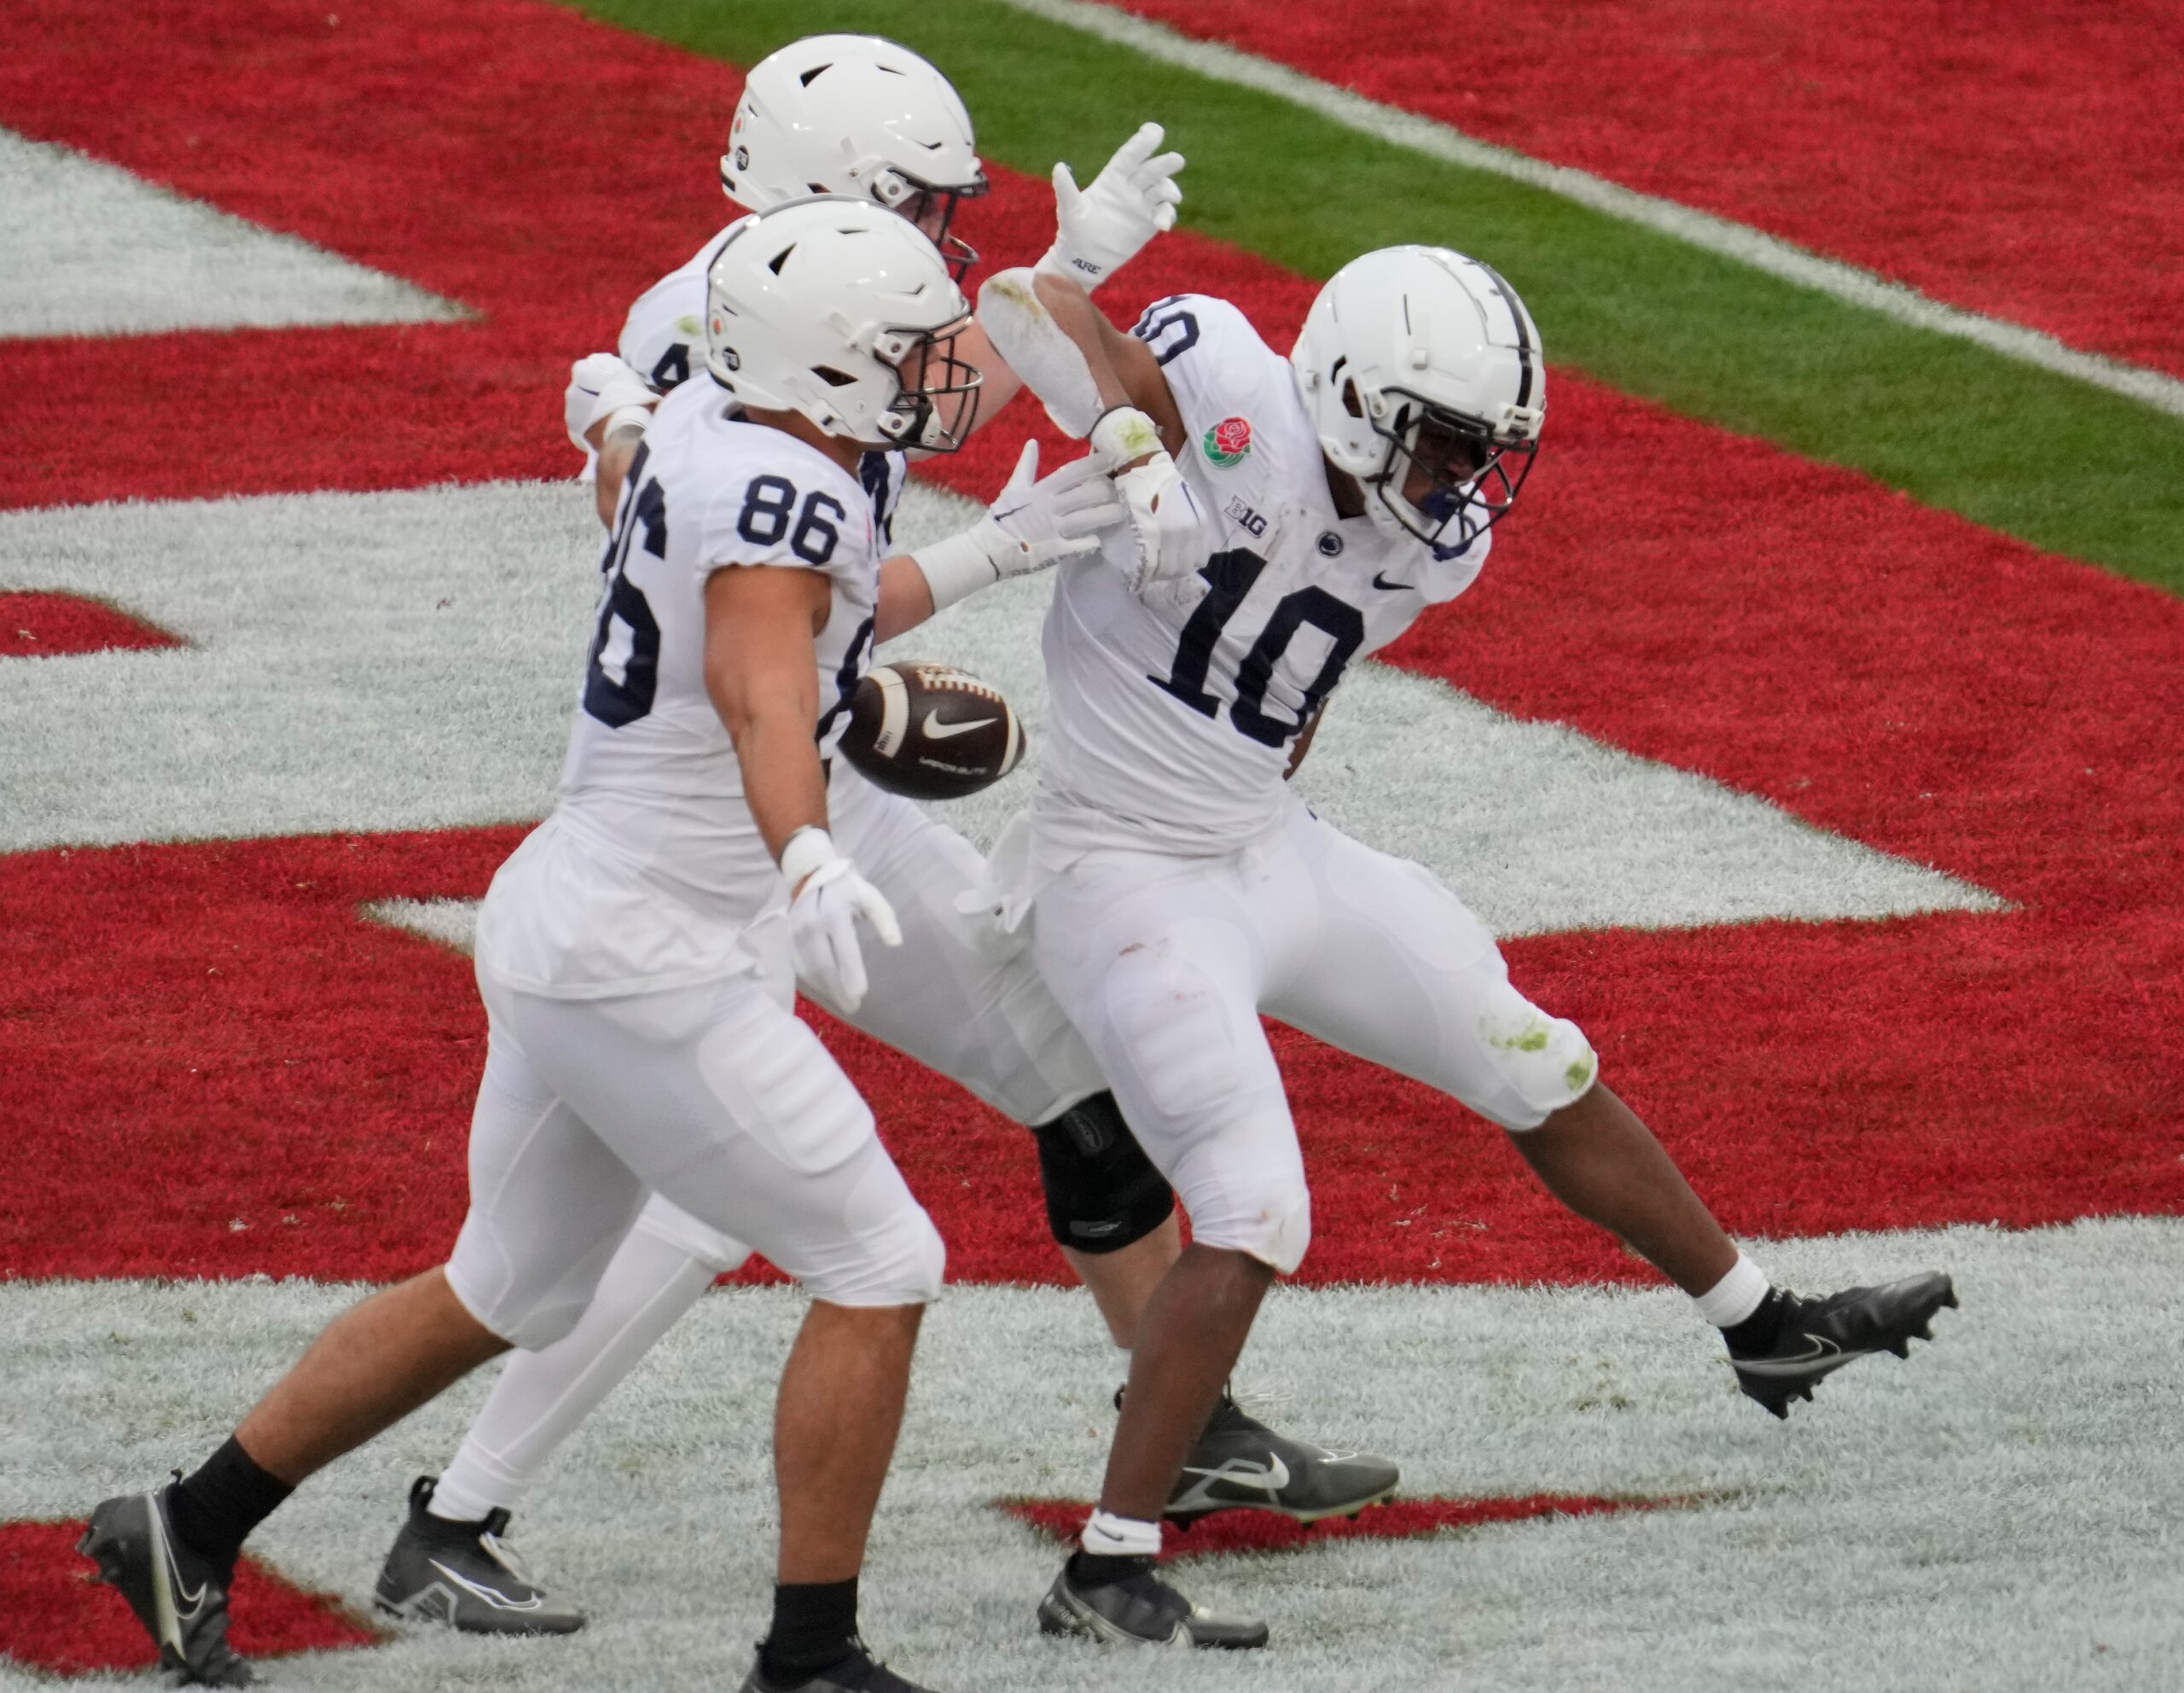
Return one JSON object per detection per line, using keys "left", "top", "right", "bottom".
{"left": 1370, "top": 572, "right": 1413, "bottom": 591}
{"left": 922, "top": 713, "right": 999, "bottom": 741}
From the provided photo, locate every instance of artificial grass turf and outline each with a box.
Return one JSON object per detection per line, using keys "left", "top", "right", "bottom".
{"left": 565, "top": 0, "right": 2184, "bottom": 597}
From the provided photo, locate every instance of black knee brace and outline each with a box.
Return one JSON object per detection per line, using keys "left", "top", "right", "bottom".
{"left": 1031, "top": 1091, "right": 1176, "bottom": 1255}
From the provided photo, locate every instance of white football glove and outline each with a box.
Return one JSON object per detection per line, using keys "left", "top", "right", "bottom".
{"left": 781, "top": 828, "right": 901, "bottom": 1016}
{"left": 1036, "top": 122, "right": 1185, "bottom": 293}
{"left": 1089, "top": 406, "right": 1207, "bottom": 594}
{"left": 563, "top": 352, "right": 657, "bottom": 453}
{"left": 909, "top": 440, "right": 1126, "bottom": 612}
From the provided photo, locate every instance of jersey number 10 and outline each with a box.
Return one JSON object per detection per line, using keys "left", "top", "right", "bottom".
{"left": 1148, "top": 549, "right": 1364, "bottom": 748}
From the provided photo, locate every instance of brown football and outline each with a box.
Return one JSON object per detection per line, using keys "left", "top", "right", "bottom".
{"left": 838, "top": 660, "right": 1025, "bottom": 800}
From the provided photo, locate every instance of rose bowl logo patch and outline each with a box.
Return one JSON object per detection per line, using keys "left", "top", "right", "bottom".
{"left": 1203, "top": 415, "right": 1252, "bottom": 467}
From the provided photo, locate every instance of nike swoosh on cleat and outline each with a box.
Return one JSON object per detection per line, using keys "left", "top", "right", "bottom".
{"left": 148, "top": 1498, "right": 208, "bottom": 1648}
{"left": 1735, "top": 1335, "right": 1867, "bottom": 1376}
{"left": 922, "top": 713, "right": 999, "bottom": 740}
{"left": 427, "top": 1560, "right": 545, "bottom": 1611}
{"left": 1179, "top": 1454, "right": 1291, "bottom": 1492}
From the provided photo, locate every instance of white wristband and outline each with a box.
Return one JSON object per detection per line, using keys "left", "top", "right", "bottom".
{"left": 909, "top": 522, "right": 1006, "bottom": 614}
{"left": 778, "top": 825, "right": 840, "bottom": 893}
{"left": 602, "top": 402, "right": 653, "bottom": 440}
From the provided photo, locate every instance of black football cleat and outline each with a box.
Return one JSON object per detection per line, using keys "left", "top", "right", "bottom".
{"left": 78, "top": 1484, "right": 253, "bottom": 1687}
{"left": 374, "top": 1475, "right": 585, "bottom": 1635}
{"left": 1164, "top": 1390, "right": 1399, "bottom": 1525}
{"left": 736, "top": 1637, "right": 938, "bottom": 1692}
{"left": 1037, "top": 1553, "right": 1269, "bottom": 1649}
{"left": 1729, "top": 1270, "right": 1959, "bottom": 1419}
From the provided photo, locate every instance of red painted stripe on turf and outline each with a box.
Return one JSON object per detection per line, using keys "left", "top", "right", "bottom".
{"left": 1089, "top": 0, "right": 2184, "bottom": 379}
{"left": 0, "top": 592, "right": 182, "bottom": 658}
{"left": 998, "top": 1493, "right": 1682, "bottom": 1560}
{"left": 0, "top": 1520, "right": 381, "bottom": 1676}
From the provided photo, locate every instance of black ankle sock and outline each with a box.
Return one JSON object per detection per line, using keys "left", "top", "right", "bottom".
{"left": 758, "top": 1577, "right": 860, "bottom": 1684}
{"left": 165, "top": 1436, "right": 293, "bottom": 1575}
{"left": 1069, "top": 1549, "right": 1153, "bottom": 1589}
{"left": 1721, "top": 1288, "right": 1789, "bottom": 1357}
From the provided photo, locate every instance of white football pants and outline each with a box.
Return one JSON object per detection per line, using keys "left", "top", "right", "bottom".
{"left": 429, "top": 768, "right": 1113, "bottom": 1520}
{"left": 1025, "top": 797, "right": 1598, "bottom": 1275}
{"left": 444, "top": 964, "right": 944, "bottom": 1352}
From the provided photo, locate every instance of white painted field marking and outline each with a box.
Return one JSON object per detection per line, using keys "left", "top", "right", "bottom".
{"left": 0, "top": 127, "right": 464, "bottom": 340}
{"left": 2, "top": 1219, "right": 2175, "bottom": 1692}
{"left": 0, "top": 478, "right": 1994, "bottom": 933}
{"left": 994, "top": 0, "right": 2184, "bottom": 422}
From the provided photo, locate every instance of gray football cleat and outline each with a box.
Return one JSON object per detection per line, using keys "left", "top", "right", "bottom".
{"left": 1165, "top": 1391, "right": 1399, "bottom": 1524}
{"left": 78, "top": 1485, "right": 253, "bottom": 1687}
{"left": 374, "top": 1475, "right": 585, "bottom": 1635}
{"left": 1039, "top": 1554, "right": 1269, "bottom": 1649}
{"left": 1729, "top": 1271, "right": 1959, "bottom": 1419}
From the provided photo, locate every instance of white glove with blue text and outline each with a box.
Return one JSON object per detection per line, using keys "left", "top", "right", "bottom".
{"left": 1036, "top": 122, "right": 1185, "bottom": 293}
{"left": 1090, "top": 405, "right": 1206, "bottom": 594}
{"left": 909, "top": 439, "right": 1126, "bottom": 612}
{"left": 782, "top": 827, "right": 901, "bottom": 1015}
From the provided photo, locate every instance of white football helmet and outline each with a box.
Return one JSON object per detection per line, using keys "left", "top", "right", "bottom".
{"left": 721, "top": 34, "right": 989, "bottom": 279}
{"left": 705, "top": 196, "right": 980, "bottom": 452}
{"left": 1291, "top": 246, "right": 1546, "bottom": 556}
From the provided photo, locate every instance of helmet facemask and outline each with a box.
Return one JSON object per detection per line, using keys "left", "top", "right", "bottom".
{"left": 867, "top": 166, "right": 990, "bottom": 282}
{"left": 1368, "top": 389, "right": 1538, "bottom": 558}
{"left": 871, "top": 315, "right": 982, "bottom": 452}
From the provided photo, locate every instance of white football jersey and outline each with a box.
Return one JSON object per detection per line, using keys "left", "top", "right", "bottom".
{"left": 617, "top": 223, "right": 907, "bottom": 550}
{"left": 480, "top": 379, "right": 883, "bottom": 997}
{"left": 619, "top": 224, "right": 736, "bottom": 393}
{"left": 1036, "top": 293, "right": 1491, "bottom": 853}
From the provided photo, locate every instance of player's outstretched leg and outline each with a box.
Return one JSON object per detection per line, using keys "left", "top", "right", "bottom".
{"left": 1037, "top": 1244, "right": 1273, "bottom": 1650}
{"left": 1512, "top": 1084, "right": 1956, "bottom": 1417}
{"left": 80, "top": 1268, "right": 510, "bottom": 1685}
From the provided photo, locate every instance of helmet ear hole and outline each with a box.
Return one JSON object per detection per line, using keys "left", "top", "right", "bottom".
{"left": 1340, "top": 378, "right": 1364, "bottom": 420}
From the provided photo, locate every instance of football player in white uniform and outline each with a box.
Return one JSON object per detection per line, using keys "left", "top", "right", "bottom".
{"left": 374, "top": 32, "right": 1396, "bottom": 1639}
{"left": 974, "top": 250, "right": 1960, "bottom": 1647}
{"left": 83, "top": 201, "right": 1018, "bottom": 1693}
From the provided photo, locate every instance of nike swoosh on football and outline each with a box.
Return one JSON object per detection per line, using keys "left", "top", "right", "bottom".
{"left": 1179, "top": 1453, "right": 1291, "bottom": 1492}
{"left": 922, "top": 713, "right": 1000, "bottom": 741}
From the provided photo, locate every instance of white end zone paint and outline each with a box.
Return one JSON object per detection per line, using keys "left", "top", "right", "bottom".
{"left": 991, "top": 0, "right": 2184, "bottom": 422}
{"left": 0, "top": 127, "right": 464, "bottom": 340}
{"left": 0, "top": 478, "right": 1998, "bottom": 936}
{"left": 2, "top": 1219, "right": 2175, "bottom": 1691}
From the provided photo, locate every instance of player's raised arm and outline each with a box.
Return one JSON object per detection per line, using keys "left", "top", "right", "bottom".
{"left": 977, "top": 268, "right": 1206, "bottom": 594}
